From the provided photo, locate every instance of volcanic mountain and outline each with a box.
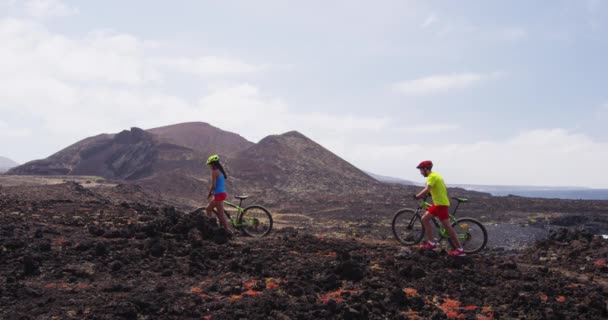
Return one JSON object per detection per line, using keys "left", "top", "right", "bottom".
{"left": 147, "top": 122, "right": 253, "bottom": 156}
{"left": 8, "top": 123, "right": 417, "bottom": 209}
{"left": 0, "top": 156, "right": 18, "bottom": 173}
{"left": 139, "top": 129, "right": 392, "bottom": 208}
{"left": 8, "top": 123, "right": 253, "bottom": 181}
{"left": 230, "top": 131, "right": 375, "bottom": 191}
{"left": 222, "top": 130, "right": 408, "bottom": 211}
{"left": 9, "top": 128, "right": 181, "bottom": 179}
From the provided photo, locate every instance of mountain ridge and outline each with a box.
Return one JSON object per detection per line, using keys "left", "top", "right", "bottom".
{"left": 8, "top": 122, "right": 254, "bottom": 180}
{"left": 366, "top": 171, "right": 419, "bottom": 186}
{"left": 0, "top": 156, "right": 19, "bottom": 173}
{"left": 147, "top": 121, "right": 253, "bottom": 157}
{"left": 8, "top": 123, "right": 499, "bottom": 212}
{"left": 9, "top": 128, "right": 167, "bottom": 179}
{"left": 8, "top": 123, "right": 424, "bottom": 209}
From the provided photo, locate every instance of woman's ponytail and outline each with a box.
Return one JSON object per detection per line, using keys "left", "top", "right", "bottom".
{"left": 213, "top": 162, "right": 228, "bottom": 179}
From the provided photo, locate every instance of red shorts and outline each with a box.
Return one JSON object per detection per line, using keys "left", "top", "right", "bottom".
{"left": 213, "top": 192, "right": 227, "bottom": 202}
{"left": 428, "top": 205, "right": 450, "bottom": 221}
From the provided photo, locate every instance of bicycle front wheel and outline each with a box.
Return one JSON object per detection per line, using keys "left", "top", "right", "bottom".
{"left": 238, "top": 205, "right": 273, "bottom": 237}
{"left": 391, "top": 208, "right": 424, "bottom": 245}
{"left": 450, "top": 218, "right": 488, "bottom": 254}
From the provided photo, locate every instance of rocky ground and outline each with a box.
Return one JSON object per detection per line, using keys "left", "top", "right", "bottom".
{"left": 1, "top": 178, "right": 607, "bottom": 319}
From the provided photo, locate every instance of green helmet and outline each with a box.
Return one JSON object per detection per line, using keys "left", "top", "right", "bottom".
{"left": 206, "top": 154, "right": 220, "bottom": 164}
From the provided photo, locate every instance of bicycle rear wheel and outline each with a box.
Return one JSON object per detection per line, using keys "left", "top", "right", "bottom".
{"left": 391, "top": 208, "right": 424, "bottom": 245}
{"left": 450, "top": 218, "right": 487, "bottom": 254}
{"left": 239, "top": 205, "right": 273, "bottom": 237}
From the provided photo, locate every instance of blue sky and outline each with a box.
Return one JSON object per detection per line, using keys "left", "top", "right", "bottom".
{"left": 1, "top": 0, "right": 607, "bottom": 187}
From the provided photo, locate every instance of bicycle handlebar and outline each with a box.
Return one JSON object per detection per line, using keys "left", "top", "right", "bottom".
{"left": 414, "top": 196, "right": 431, "bottom": 210}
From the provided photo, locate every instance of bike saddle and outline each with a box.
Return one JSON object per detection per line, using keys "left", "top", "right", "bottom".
{"left": 235, "top": 195, "right": 250, "bottom": 200}
{"left": 452, "top": 197, "right": 469, "bottom": 203}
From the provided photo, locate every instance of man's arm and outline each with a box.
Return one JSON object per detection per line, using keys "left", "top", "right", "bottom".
{"left": 415, "top": 185, "right": 431, "bottom": 199}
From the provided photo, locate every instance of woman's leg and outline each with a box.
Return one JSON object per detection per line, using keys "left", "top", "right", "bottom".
{"left": 205, "top": 201, "right": 215, "bottom": 218}
{"left": 214, "top": 201, "right": 230, "bottom": 231}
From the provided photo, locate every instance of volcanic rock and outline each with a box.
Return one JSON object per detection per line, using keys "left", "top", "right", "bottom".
{"left": 21, "top": 254, "right": 40, "bottom": 276}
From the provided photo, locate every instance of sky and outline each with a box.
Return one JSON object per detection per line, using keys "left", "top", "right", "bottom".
{"left": 1, "top": 0, "right": 607, "bottom": 188}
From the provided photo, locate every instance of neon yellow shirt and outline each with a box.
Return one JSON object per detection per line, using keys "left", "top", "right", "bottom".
{"left": 427, "top": 172, "right": 450, "bottom": 206}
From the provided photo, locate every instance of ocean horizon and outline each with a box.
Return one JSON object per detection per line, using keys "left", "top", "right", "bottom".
{"left": 488, "top": 189, "right": 608, "bottom": 200}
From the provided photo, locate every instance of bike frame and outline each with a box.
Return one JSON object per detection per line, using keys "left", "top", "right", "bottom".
{"left": 210, "top": 197, "right": 272, "bottom": 236}
{"left": 222, "top": 200, "right": 245, "bottom": 227}
{"left": 392, "top": 196, "right": 486, "bottom": 252}
{"left": 414, "top": 197, "right": 463, "bottom": 239}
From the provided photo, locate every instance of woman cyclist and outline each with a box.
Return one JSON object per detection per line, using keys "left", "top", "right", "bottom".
{"left": 205, "top": 154, "right": 230, "bottom": 232}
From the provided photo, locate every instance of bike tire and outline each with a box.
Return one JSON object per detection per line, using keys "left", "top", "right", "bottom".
{"left": 391, "top": 208, "right": 425, "bottom": 245}
{"left": 449, "top": 218, "right": 488, "bottom": 254}
{"left": 238, "top": 205, "right": 273, "bottom": 237}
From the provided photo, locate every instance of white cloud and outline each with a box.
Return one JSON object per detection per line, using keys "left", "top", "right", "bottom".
{"left": 1, "top": 5, "right": 605, "bottom": 189}
{"left": 393, "top": 124, "right": 460, "bottom": 134}
{"left": 597, "top": 102, "right": 608, "bottom": 119}
{"left": 584, "top": 0, "right": 605, "bottom": 30}
{"left": 392, "top": 72, "right": 495, "bottom": 96}
{"left": 338, "top": 128, "right": 608, "bottom": 188}
{"left": 428, "top": 16, "right": 529, "bottom": 45}
{"left": 0, "top": 19, "right": 160, "bottom": 85}
{"left": 195, "top": 84, "right": 391, "bottom": 142}
{"left": 422, "top": 14, "right": 438, "bottom": 28}
{"left": 0, "top": 17, "right": 266, "bottom": 149}
{"left": 24, "top": 0, "right": 78, "bottom": 18}
{"left": 500, "top": 27, "right": 528, "bottom": 40}
{"left": 154, "top": 56, "right": 265, "bottom": 77}
{"left": 0, "top": 15, "right": 388, "bottom": 149}
{"left": 39, "top": 88, "right": 197, "bottom": 135}
{"left": 0, "top": 17, "right": 264, "bottom": 87}
{"left": 0, "top": 120, "right": 32, "bottom": 140}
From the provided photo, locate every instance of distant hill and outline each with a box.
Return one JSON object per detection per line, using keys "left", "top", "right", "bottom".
{"left": 11, "top": 128, "right": 151, "bottom": 179}
{"left": 147, "top": 122, "right": 253, "bottom": 156}
{"left": 8, "top": 122, "right": 254, "bottom": 181}
{"left": 0, "top": 156, "right": 18, "bottom": 173}
{"left": 139, "top": 130, "right": 392, "bottom": 207}
{"left": 7, "top": 124, "right": 384, "bottom": 195}
{"left": 230, "top": 131, "right": 376, "bottom": 192}
{"left": 365, "top": 171, "right": 419, "bottom": 186}
{"left": 9, "top": 122, "right": 489, "bottom": 210}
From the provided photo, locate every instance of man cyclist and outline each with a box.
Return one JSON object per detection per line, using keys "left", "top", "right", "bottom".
{"left": 414, "top": 160, "right": 465, "bottom": 257}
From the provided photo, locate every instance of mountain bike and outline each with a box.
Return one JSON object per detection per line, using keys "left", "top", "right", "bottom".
{"left": 212, "top": 196, "right": 273, "bottom": 237}
{"left": 391, "top": 197, "right": 488, "bottom": 254}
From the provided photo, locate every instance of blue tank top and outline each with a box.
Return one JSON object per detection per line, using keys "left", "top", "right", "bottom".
{"left": 214, "top": 170, "right": 226, "bottom": 194}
